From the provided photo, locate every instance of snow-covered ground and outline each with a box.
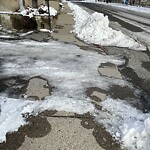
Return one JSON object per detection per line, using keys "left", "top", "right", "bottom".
{"left": 0, "top": 39, "right": 150, "bottom": 150}
{"left": 0, "top": 39, "right": 125, "bottom": 141}
{"left": 68, "top": 2, "right": 146, "bottom": 50}
{"left": 66, "top": 3, "right": 150, "bottom": 149}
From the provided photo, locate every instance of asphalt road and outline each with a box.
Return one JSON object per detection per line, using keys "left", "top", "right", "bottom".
{"left": 75, "top": 2, "right": 150, "bottom": 111}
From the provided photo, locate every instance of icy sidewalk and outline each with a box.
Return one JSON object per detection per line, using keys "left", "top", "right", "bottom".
{"left": 1, "top": 2, "right": 149, "bottom": 150}
{"left": 17, "top": 3, "right": 124, "bottom": 150}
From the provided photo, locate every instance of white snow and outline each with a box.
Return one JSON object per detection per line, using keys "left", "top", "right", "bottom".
{"left": 39, "top": 29, "right": 52, "bottom": 33}
{"left": 0, "top": 39, "right": 150, "bottom": 149}
{"left": 19, "top": 31, "right": 34, "bottom": 37}
{"left": 0, "top": 6, "right": 57, "bottom": 18}
{"left": 94, "top": 98, "right": 150, "bottom": 150}
{"left": 0, "top": 95, "right": 94, "bottom": 142}
{"left": 20, "top": 5, "right": 57, "bottom": 18}
{"left": 0, "top": 39, "right": 126, "bottom": 142}
{"left": 68, "top": 2, "right": 146, "bottom": 51}
{"left": 38, "top": 4, "right": 57, "bottom": 16}
{"left": 19, "top": 0, "right": 25, "bottom": 11}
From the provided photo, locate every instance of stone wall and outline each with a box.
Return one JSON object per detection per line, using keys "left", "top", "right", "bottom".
{"left": 0, "top": 0, "right": 19, "bottom": 11}
{"left": 0, "top": 13, "right": 57, "bottom": 30}
{"left": 25, "top": 0, "right": 45, "bottom": 8}
{"left": 0, "top": 0, "right": 60, "bottom": 12}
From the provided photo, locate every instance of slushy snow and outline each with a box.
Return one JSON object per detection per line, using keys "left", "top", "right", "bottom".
{"left": 0, "top": 39, "right": 126, "bottom": 142}
{"left": 0, "top": 39, "right": 150, "bottom": 150}
{"left": 68, "top": 2, "right": 146, "bottom": 51}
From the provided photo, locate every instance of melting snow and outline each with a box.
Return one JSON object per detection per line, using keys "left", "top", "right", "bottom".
{"left": 0, "top": 39, "right": 150, "bottom": 149}
{"left": 0, "top": 39, "right": 125, "bottom": 142}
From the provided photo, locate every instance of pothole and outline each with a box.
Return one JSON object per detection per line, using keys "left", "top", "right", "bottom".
{"left": 86, "top": 87, "right": 106, "bottom": 102}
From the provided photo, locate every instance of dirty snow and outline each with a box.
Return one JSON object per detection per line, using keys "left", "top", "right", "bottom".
{"left": 0, "top": 39, "right": 126, "bottom": 142}
{"left": 68, "top": 2, "right": 146, "bottom": 51}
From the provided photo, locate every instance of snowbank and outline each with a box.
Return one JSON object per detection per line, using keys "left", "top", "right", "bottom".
{"left": 68, "top": 2, "right": 146, "bottom": 51}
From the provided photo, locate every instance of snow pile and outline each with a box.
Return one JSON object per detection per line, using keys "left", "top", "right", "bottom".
{"left": 94, "top": 98, "right": 150, "bottom": 150}
{"left": 0, "top": 40, "right": 126, "bottom": 142}
{"left": 20, "top": 5, "right": 57, "bottom": 18}
{"left": 68, "top": 2, "right": 146, "bottom": 51}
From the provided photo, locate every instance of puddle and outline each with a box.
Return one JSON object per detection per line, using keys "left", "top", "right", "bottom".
{"left": 120, "top": 66, "right": 150, "bottom": 112}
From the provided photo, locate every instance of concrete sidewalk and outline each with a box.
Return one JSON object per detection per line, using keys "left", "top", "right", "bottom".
{"left": 18, "top": 3, "right": 122, "bottom": 150}
{"left": 51, "top": 3, "right": 88, "bottom": 47}
{"left": 17, "top": 4, "right": 106, "bottom": 150}
{"left": 0, "top": 3, "right": 124, "bottom": 150}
